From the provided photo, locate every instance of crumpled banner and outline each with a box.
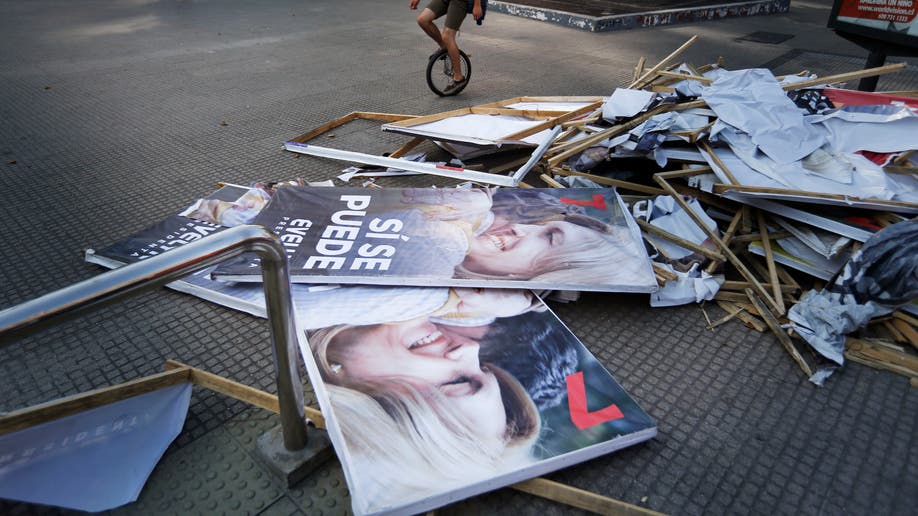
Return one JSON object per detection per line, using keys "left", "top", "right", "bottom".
{"left": 649, "top": 262, "right": 723, "bottom": 308}
{"left": 788, "top": 220, "right": 918, "bottom": 383}
{"left": 702, "top": 68, "right": 826, "bottom": 164}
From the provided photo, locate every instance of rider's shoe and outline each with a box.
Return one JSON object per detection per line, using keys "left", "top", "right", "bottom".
{"left": 443, "top": 76, "right": 467, "bottom": 95}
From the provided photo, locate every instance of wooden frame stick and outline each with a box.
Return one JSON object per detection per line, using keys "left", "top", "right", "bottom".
{"left": 290, "top": 112, "right": 417, "bottom": 144}
{"left": 0, "top": 367, "right": 192, "bottom": 436}
{"left": 698, "top": 140, "right": 740, "bottom": 185}
{"left": 654, "top": 174, "right": 783, "bottom": 313}
{"left": 727, "top": 232, "right": 793, "bottom": 244}
{"left": 716, "top": 300, "right": 766, "bottom": 332}
{"left": 502, "top": 101, "right": 604, "bottom": 141}
{"left": 744, "top": 289, "right": 814, "bottom": 377}
{"left": 845, "top": 338, "right": 918, "bottom": 379}
{"left": 756, "top": 209, "right": 785, "bottom": 315}
{"left": 163, "top": 360, "right": 664, "bottom": 515}
{"left": 540, "top": 173, "right": 565, "bottom": 188}
{"left": 514, "top": 478, "right": 666, "bottom": 516}
{"left": 706, "top": 209, "right": 743, "bottom": 274}
{"left": 388, "top": 136, "right": 426, "bottom": 159}
{"left": 669, "top": 182, "right": 737, "bottom": 212}
{"left": 655, "top": 167, "right": 713, "bottom": 179}
{"left": 707, "top": 305, "right": 743, "bottom": 330}
{"left": 553, "top": 168, "right": 666, "bottom": 196}
{"left": 711, "top": 184, "right": 918, "bottom": 211}
{"left": 655, "top": 70, "right": 713, "bottom": 84}
{"left": 781, "top": 63, "right": 907, "bottom": 91}
{"left": 547, "top": 99, "right": 707, "bottom": 168}
{"left": 628, "top": 35, "right": 700, "bottom": 89}
{"left": 670, "top": 120, "right": 716, "bottom": 144}
{"left": 163, "top": 359, "right": 326, "bottom": 425}
{"left": 890, "top": 319, "right": 918, "bottom": 351}
{"left": 772, "top": 261, "right": 801, "bottom": 293}
{"left": 893, "top": 311, "right": 918, "bottom": 326}
{"left": 721, "top": 281, "right": 797, "bottom": 294}
{"left": 635, "top": 219, "right": 725, "bottom": 262}
{"left": 633, "top": 56, "right": 646, "bottom": 84}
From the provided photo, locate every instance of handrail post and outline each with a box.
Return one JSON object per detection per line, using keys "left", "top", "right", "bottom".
{"left": 0, "top": 225, "right": 331, "bottom": 484}
{"left": 255, "top": 230, "right": 309, "bottom": 451}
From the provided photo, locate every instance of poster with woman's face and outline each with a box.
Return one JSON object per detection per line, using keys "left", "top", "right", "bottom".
{"left": 212, "top": 186, "right": 659, "bottom": 293}
{"left": 296, "top": 286, "right": 657, "bottom": 516}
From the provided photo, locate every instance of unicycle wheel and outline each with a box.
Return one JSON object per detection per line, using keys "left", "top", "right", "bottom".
{"left": 426, "top": 49, "right": 471, "bottom": 97}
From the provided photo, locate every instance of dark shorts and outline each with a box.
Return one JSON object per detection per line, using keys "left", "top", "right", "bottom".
{"left": 426, "top": 0, "right": 469, "bottom": 31}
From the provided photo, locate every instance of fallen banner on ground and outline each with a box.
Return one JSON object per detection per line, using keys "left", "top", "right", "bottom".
{"left": 295, "top": 286, "right": 656, "bottom": 515}
{"left": 212, "top": 186, "right": 658, "bottom": 293}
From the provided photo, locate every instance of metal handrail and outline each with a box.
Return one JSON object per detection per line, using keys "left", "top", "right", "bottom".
{"left": 0, "top": 224, "right": 308, "bottom": 451}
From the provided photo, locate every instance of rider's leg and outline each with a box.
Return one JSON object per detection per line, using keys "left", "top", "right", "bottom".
{"left": 440, "top": 0, "right": 468, "bottom": 82}
{"left": 442, "top": 28, "right": 463, "bottom": 82}
{"left": 416, "top": 8, "right": 444, "bottom": 49}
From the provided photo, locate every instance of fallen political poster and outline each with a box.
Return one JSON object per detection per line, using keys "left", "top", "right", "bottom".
{"left": 294, "top": 286, "right": 657, "bottom": 515}
{"left": 212, "top": 187, "right": 657, "bottom": 292}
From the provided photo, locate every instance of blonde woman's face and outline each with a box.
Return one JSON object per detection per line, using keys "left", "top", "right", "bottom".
{"left": 334, "top": 320, "right": 507, "bottom": 442}
{"left": 464, "top": 220, "right": 600, "bottom": 276}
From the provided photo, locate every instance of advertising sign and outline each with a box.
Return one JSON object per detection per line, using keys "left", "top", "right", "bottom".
{"left": 296, "top": 286, "right": 656, "bottom": 515}
{"left": 212, "top": 187, "right": 658, "bottom": 293}
{"left": 828, "top": 0, "right": 918, "bottom": 47}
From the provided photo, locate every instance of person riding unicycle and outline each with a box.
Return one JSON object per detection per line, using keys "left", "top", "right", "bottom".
{"left": 410, "top": 0, "right": 483, "bottom": 95}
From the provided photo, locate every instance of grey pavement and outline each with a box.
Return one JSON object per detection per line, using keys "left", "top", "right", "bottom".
{"left": 1, "top": 1, "right": 916, "bottom": 515}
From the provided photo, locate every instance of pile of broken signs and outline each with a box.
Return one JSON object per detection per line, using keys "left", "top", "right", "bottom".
{"left": 287, "top": 37, "right": 918, "bottom": 387}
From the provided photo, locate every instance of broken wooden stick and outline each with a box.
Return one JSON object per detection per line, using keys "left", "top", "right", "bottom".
{"left": 628, "top": 35, "right": 700, "bottom": 89}
{"left": 553, "top": 168, "right": 667, "bottom": 196}
{"left": 781, "top": 62, "right": 907, "bottom": 91}
{"left": 744, "top": 289, "right": 813, "bottom": 378}
{"left": 635, "top": 218, "right": 725, "bottom": 262}
{"left": 845, "top": 338, "right": 918, "bottom": 379}
{"left": 716, "top": 300, "right": 766, "bottom": 332}
{"left": 290, "top": 111, "right": 417, "bottom": 144}
{"left": 654, "top": 174, "right": 784, "bottom": 314}
{"left": 547, "top": 99, "right": 707, "bottom": 168}
{"left": 756, "top": 209, "right": 785, "bottom": 315}
{"left": 705, "top": 209, "right": 742, "bottom": 274}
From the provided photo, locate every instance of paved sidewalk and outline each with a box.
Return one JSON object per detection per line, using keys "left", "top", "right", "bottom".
{"left": 1, "top": 1, "right": 916, "bottom": 514}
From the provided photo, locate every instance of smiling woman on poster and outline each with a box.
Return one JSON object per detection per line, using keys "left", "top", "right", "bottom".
{"left": 391, "top": 188, "right": 654, "bottom": 286}
{"left": 308, "top": 320, "right": 541, "bottom": 507}
{"left": 296, "top": 285, "right": 658, "bottom": 514}
{"left": 299, "top": 287, "right": 541, "bottom": 508}
{"left": 212, "top": 186, "right": 657, "bottom": 292}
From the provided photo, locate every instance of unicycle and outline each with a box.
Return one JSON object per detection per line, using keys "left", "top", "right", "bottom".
{"left": 426, "top": 48, "right": 472, "bottom": 97}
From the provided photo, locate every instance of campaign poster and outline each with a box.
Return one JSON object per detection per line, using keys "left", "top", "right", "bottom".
{"left": 295, "top": 286, "right": 656, "bottom": 515}
{"left": 211, "top": 187, "right": 658, "bottom": 293}
{"left": 85, "top": 214, "right": 272, "bottom": 317}
{"left": 829, "top": 0, "right": 918, "bottom": 46}
{"left": 86, "top": 183, "right": 285, "bottom": 317}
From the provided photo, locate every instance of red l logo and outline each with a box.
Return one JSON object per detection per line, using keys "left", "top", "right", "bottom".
{"left": 566, "top": 371, "right": 624, "bottom": 430}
